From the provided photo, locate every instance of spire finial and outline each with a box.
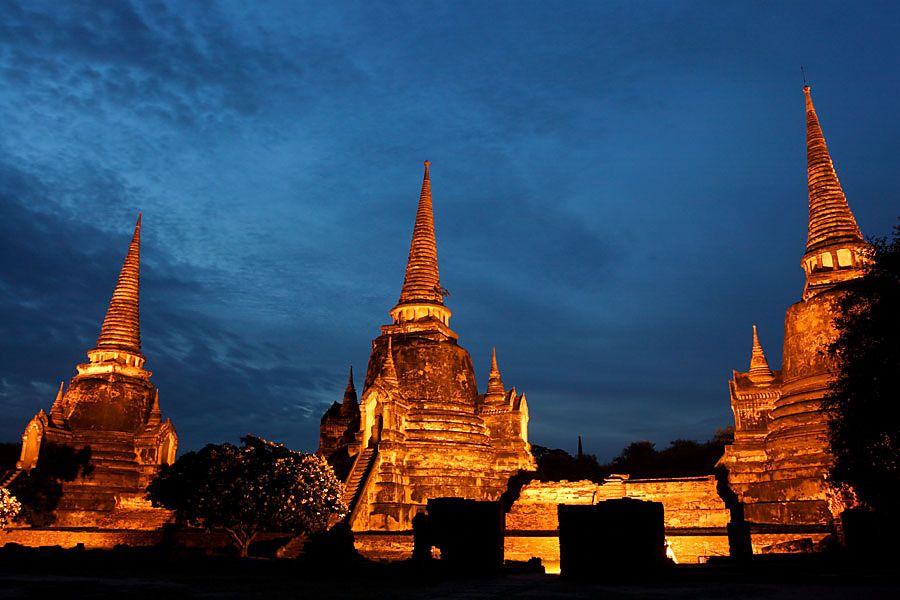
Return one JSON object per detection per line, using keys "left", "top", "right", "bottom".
{"left": 396, "top": 161, "right": 442, "bottom": 306}
{"left": 95, "top": 214, "right": 143, "bottom": 355}
{"left": 577, "top": 435, "right": 584, "bottom": 460}
{"left": 748, "top": 324, "right": 774, "bottom": 384}
{"left": 486, "top": 347, "right": 505, "bottom": 397}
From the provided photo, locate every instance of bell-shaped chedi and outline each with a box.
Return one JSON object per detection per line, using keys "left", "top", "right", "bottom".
{"left": 17, "top": 215, "right": 177, "bottom": 528}
{"left": 324, "top": 162, "right": 535, "bottom": 533}
{"left": 720, "top": 85, "right": 874, "bottom": 531}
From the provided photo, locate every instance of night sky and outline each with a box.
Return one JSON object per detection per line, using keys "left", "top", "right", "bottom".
{"left": 1, "top": 1, "right": 897, "bottom": 459}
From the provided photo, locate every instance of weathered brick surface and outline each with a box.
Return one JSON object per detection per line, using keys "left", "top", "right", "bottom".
{"left": 507, "top": 477, "right": 729, "bottom": 532}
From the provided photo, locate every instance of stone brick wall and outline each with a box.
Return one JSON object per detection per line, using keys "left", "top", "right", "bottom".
{"left": 507, "top": 476, "right": 729, "bottom": 531}
{"left": 505, "top": 476, "right": 731, "bottom": 566}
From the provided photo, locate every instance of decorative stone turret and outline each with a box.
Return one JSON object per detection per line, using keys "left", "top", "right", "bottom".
{"left": 18, "top": 215, "right": 177, "bottom": 528}
{"left": 485, "top": 348, "right": 505, "bottom": 400}
{"left": 747, "top": 325, "right": 775, "bottom": 385}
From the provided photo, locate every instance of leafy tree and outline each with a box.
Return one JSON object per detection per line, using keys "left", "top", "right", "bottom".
{"left": 607, "top": 429, "right": 733, "bottom": 478}
{"left": 148, "top": 435, "right": 346, "bottom": 557}
{"left": 530, "top": 444, "right": 609, "bottom": 483}
{"left": 823, "top": 225, "right": 900, "bottom": 516}
{"left": 0, "top": 488, "right": 22, "bottom": 528}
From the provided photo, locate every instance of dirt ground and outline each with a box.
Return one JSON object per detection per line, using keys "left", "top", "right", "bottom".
{"left": 0, "top": 563, "right": 898, "bottom": 600}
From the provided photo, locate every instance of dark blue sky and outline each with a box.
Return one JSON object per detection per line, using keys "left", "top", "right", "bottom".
{"left": 1, "top": 1, "right": 897, "bottom": 459}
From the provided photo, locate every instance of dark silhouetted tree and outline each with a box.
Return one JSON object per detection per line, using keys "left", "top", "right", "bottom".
{"left": 0, "top": 441, "right": 93, "bottom": 526}
{"left": 148, "top": 436, "right": 345, "bottom": 557}
{"left": 823, "top": 225, "right": 900, "bottom": 516}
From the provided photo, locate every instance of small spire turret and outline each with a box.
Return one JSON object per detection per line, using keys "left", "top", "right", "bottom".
{"left": 486, "top": 347, "right": 505, "bottom": 397}
{"left": 49, "top": 381, "right": 66, "bottom": 422}
{"left": 381, "top": 337, "right": 398, "bottom": 386}
{"left": 340, "top": 366, "right": 358, "bottom": 417}
{"left": 748, "top": 325, "right": 775, "bottom": 384}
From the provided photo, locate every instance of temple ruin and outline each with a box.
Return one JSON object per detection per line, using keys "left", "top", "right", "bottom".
{"left": 318, "top": 161, "right": 535, "bottom": 533}
{"left": 16, "top": 215, "right": 177, "bottom": 529}
{"left": 719, "top": 85, "right": 871, "bottom": 529}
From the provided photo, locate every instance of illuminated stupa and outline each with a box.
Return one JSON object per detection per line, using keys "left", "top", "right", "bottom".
{"left": 18, "top": 215, "right": 177, "bottom": 528}
{"left": 320, "top": 161, "right": 535, "bottom": 531}
{"left": 720, "top": 85, "right": 871, "bottom": 527}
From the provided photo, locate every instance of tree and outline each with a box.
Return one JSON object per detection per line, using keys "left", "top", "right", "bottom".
{"left": 607, "top": 429, "right": 733, "bottom": 478}
{"left": 0, "top": 441, "right": 93, "bottom": 526}
{"left": 0, "top": 488, "right": 22, "bottom": 529}
{"left": 823, "top": 225, "right": 900, "bottom": 516}
{"left": 148, "top": 436, "right": 346, "bottom": 557}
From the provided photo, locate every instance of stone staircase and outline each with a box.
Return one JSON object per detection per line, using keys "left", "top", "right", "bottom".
{"left": 0, "top": 469, "right": 22, "bottom": 489}
{"left": 341, "top": 447, "right": 376, "bottom": 517}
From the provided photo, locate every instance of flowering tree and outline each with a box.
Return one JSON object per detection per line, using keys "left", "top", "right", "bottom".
{"left": 148, "top": 436, "right": 346, "bottom": 557}
{"left": 0, "top": 488, "right": 22, "bottom": 529}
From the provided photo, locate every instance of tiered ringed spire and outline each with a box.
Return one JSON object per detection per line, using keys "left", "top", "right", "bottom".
{"left": 95, "top": 214, "right": 143, "bottom": 356}
{"left": 389, "top": 162, "right": 453, "bottom": 330}
{"left": 803, "top": 86, "right": 864, "bottom": 254}
{"left": 397, "top": 161, "right": 443, "bottom": 306}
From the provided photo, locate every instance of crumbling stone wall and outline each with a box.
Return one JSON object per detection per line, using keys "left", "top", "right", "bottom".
{"left": 505, "top": 476, "right": 730, "bottom": 565}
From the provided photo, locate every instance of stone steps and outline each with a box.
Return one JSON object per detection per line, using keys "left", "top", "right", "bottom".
{"left": 341, "top": 448, "right": 376, "bottom": 514}
{"left": 0, "top": 469, "right": 22, "bottom": 488}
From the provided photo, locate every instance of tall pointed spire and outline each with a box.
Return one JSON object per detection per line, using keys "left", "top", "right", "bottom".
{"left": 398, "top": 161, "right": 443, "bottom": 306}
{"left": 748, "top": 325, "right": 774, "bottom": 384}
{"left": 389, "top": 162, "right": 453, "bottom": 330}
{"left": 340, "top": 366, "right": 358, "bottom": 416}
{"left": 95, "top": 214, "right": 143, "bottom": 355}
{"left": 800, "top": 86, "right": 869, "bottom": 299}
{"left": 487, "top": 347, "right": 505, "bottom": 397}
{"left": 804, "top": 86, "right": 863, "bottom": 253}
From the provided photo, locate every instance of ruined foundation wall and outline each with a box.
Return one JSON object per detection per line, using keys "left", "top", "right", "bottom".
{"left": 507, "top": 477, "right": 729, "bottom": 531}
{"left": 505, "top": 477, "right": 731, "bottom": 566}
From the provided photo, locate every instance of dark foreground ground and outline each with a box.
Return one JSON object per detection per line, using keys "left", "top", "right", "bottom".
{"left": 0, "top": 551, "right": 897, "bottom": 600}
